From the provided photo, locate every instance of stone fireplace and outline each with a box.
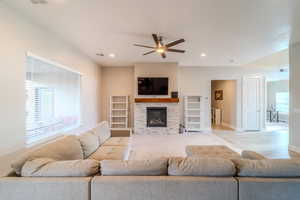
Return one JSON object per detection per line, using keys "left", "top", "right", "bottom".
{"left": 147, "top": 107, "right": 167, "bottom": 127}
{"left": 134, "top": 100, "right": 179, "bottom": 135}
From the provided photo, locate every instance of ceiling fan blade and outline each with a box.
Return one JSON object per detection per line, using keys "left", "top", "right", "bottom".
{"left": 167, "top": 49, "right": 185, "bottom": 53}
{"left": 161, "top": 52, "right": 166, "bottom": 58}
{"left": 165, "top": 39, "right": 185, "bottom": 48}
{"left": 134, "top": 44, "right": 155, "bottom": 49}
{"left": 143, "top": 50, "right": 156, "bottom": 55}
{"left": 152, "top": 34, "right": 159, "bottom": 47}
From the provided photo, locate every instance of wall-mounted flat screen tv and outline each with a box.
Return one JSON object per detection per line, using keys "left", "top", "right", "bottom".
{"left": 138, "top": 77, "right": 168, "bottom": 95}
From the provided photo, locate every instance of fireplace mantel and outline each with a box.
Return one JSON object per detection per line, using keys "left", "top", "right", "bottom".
{"left": 134, "top": 98, "right": 179, "bottom": 103}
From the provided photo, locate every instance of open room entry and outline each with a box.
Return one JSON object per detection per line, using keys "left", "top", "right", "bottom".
{"left": 211, "top": 80, "right": 238, "bottom": 131}
{"left": 265, "top": 71, "right": 289, "bottom": 133}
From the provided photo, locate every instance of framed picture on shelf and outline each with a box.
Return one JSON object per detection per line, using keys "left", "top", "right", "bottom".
{"left": 215, "top": 90, "right": 223, "bottom": 100}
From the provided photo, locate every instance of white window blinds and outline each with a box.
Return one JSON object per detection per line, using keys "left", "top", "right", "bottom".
{"left": 25, "top": 54, "right": 81, "bottom": 144}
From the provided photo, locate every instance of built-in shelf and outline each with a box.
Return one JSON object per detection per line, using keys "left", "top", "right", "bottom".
{"left": 184, "top": 95, "right": 203, "bottom": 132}
{"left": 111, "top": 122, "right": 126, "bottom": 125}
{"left": 110, "top": 96, "right": 129, "bottom": 129}
{"left": 186, "top": 108, "right": 201, "bottom": 111}
{"left": 187, "top": 115, "right": 201, "bottom": 117}
{"left": 135, "top": 98, "right": 179, "bottom": 103}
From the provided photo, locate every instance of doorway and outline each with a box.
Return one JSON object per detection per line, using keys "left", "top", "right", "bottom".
{"left": 266, "top": 79, "right": 289, "bottom": 133}
{"left": 211, "top": 80, "right": 237, "bottom": 131}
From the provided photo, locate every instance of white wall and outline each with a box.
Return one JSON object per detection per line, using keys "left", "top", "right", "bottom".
{"left": 100, "top": 64, "right": 287, "bottom": 132}
{"left": 100, "top": 63, "right": 179, "bottom": 129}
{"left": 267, "top": 80, "right": 289, "bottom": 122}
{"left": 178, "top": 66, "right": 283, "bottom": 130}
{"left": 289, "top": 42, "right": 300, "bottom": 152}
{"left": 134, "top": 63, "right": 178, "bottom": 97}
{"left": 211, "top": 80, "right": 237, "bottom": 128}
{"left": 101, "top": 67, "right": 134, "bottom": 127}
{"left": 0, "top": 3, "right": 101, "bottom": 176}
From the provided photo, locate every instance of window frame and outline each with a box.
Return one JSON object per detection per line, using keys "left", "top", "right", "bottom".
{"left": 275, "top": 92, "right": 289, "bottom": 114}
{"left": 25, "top": 52, "right": 83, "bottom": 146}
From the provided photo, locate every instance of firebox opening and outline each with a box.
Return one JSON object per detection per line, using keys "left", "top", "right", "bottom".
{"left": 147, "top": 107, "right": 167, "bottom": 127}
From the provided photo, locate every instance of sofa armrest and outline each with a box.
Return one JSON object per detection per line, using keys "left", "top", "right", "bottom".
{"left": 4, "top": 169, "right": 17, "bottom": 177}
{"left": 0, "top": 177, "right": 91, "bottom": 200}
{"left": 241, "top": 151, "right": 266, "bottom": 160}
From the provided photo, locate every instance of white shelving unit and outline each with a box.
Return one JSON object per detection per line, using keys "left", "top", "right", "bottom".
{"left": 184, "top": 96, "right": 203, "bottom": 132}
{"left": 110, "top": 96, "right": 131, "bottom": 134}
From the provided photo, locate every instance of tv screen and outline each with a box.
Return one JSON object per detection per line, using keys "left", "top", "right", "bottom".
{"left": 138, "top": 77, "right": 168, "bottom": 95}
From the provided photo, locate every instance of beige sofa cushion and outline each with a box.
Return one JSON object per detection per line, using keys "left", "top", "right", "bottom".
{"left": 100, "top": 159, "right": 168, "bottom": 176}
{"left": 168, "top": 157, "right": 236, "bottom": 177}
{"left": 11, "top": 135, "right": 84, "bottom": 175}
{"left": 186, "top": 145, "right": 241, "bottom": 159}
{"left": 88, "top": 146, "right": 128, "bottom": 161}
{"left": 102, "top": 137, "right": 129, "bottom": 146}
{"left": 241, "top": 150, "right": 266, "bottom": 160}
{"left": 233, "top": 159, "right": 300, "bottom": 177}
{"left": 21, "top": 158, "right": 99, "bottom": 177}
{"left": 92, "top": 121, "right": 111, "bottom": 144}
{"left": 78, "top": 131, "right": 100, "bottom": 158}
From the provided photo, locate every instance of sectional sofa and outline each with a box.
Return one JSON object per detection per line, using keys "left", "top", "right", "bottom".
{"left": 1, "top": 121, "right": 300, "bottom": 200}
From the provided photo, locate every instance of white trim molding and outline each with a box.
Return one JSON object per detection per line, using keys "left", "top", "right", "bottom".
{"left": 26, "top": 52, "right": 83, "bottom": 75}
{"left": 293, "top": 108, "right": 300, "bottom": 114}
{"left": 289, "top": 145, "right": 300, "bottom": 153}
{"left": 222, "top": 122, "right": 236, "bottom": 130}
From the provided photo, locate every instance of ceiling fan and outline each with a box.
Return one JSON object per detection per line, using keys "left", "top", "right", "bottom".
{"left": 134, "top": 34, "right": 185, "bottom": 58}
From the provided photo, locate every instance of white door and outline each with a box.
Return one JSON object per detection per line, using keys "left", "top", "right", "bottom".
{"left": 243, "top": 76, "right": 263, "bottom": 131}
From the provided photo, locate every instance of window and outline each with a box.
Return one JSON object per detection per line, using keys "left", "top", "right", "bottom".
{"left": 276, "top": 92, "right": 289, "bottom": 114}
{"left": 25, "top": 53, "right": 81, "bottom": 144}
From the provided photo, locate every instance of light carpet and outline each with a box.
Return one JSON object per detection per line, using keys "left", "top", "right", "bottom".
{"left": 128, "top": 133, "right": 241, "bottom": 160}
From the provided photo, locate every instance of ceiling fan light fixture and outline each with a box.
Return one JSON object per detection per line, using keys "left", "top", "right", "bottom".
{"left": 134, "top": 34, "right": 185, "bottom": 58}
{"left": 201, "top": 53, "right": 207, "bottom": 57}
{"left": 156, "top": 48, "right": 165, "bottom": 53}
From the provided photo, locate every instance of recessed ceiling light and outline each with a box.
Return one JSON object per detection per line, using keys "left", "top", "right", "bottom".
{"left": 96, "top": 53, "right": 104, "bottom": 56}
{"left": 30, "top": 0, "right": 68, "bottom": 4}
{"left": 30, "top": 0, "right": 48, "bottom": 4}
{"left": 201, "top": 53, "right": 206, "bottom": 57}
{"left": 108, "top": 53, "right": 116, "bottom": 58}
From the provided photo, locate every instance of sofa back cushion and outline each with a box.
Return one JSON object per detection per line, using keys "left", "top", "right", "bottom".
{"left": 241, "top": 151, "right": 266, "bottom": 160}
{"left": 233, "top": 159, "right": 300, "bottom": 177}
{"left": 92, "top": 121, "right": 111, "bottom": 145}
{"left": 168, "top": 157, "right": 236, "bottom": 177}
{"left": 78, "top": 131, "right": 100, "bottom": 158}
{"left": 21, "top": 158, "right": 99, "bottom": 177}
{"left": 11, "top": 135, "right": 84, "bottom": 175}
{"left": 100, "top": 159, "right": 168, "bottom": 176}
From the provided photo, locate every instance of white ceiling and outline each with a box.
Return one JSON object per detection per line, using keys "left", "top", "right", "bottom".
{"left": 4, "top": 0, "right": 300, "bottom": 67}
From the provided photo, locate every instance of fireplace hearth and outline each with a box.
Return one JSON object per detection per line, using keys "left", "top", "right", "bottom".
{"left": 147, "top": 107, "right": 167, "bottom": 127}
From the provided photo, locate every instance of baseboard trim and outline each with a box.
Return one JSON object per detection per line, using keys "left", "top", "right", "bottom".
{"left": 222, "top": 122, "right": 236, "bottom": 130}
{"left": 289, "top": 145, "right": 300, "bottom": 153}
